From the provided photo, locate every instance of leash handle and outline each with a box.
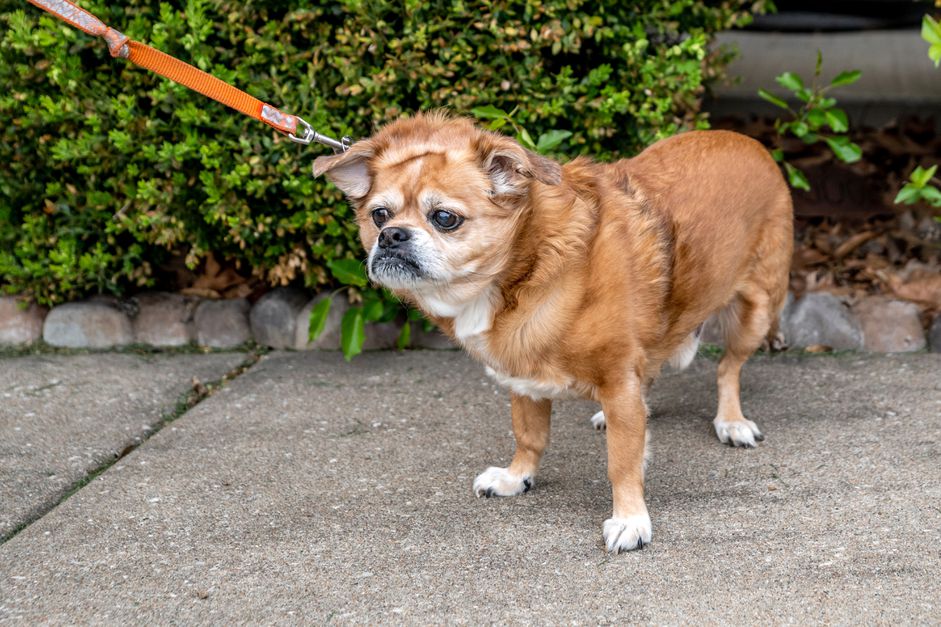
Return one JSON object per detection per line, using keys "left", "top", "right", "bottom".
{"left": 26, "top": 0, "right": 350, "bottom": 151}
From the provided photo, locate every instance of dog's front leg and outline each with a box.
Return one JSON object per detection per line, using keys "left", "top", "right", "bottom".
{"left": 473, "top": 394, "right": 551, "bottom": 497}
{"left": 600, "top": 372, "right": 651, "bottom": 552}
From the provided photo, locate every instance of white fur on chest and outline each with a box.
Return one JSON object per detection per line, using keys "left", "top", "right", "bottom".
{"left": 421, "top": 288, "right": 495, "bottom": 341}
{"left": 484, "top": 367, "right": 581, "bottom": 400}
{"left": 419, "top": 286, "right": 586, "bottom": 400}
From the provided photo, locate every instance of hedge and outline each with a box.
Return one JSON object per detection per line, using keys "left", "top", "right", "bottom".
{"left": 0, "top": 0, "right": 766, "bottom": 306}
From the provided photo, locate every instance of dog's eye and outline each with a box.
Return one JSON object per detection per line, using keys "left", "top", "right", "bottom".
{"left": 372, "top": 207, "right": 392, "bottom": 228}
{"left": 429, "top": 210, "right": 463, "bottom": 232}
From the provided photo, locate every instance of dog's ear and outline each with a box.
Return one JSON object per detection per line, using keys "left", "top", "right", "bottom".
{"left": 312, "top": 141, "right": 375, "bottom": 200}
{"left": 476, "top": 132, "right": 562, "bottom": 196}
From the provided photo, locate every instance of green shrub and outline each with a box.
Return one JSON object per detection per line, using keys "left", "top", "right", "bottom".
{"left": 1, "top": 0, "right": 765, "bottom": 306}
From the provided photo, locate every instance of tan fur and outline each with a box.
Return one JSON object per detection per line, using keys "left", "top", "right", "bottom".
{"left": 314, "top": 112, "right": 793, "bottom": 552}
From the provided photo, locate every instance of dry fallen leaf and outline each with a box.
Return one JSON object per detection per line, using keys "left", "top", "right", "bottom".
{"left": 792, "top": 246, "right": 829, "bottom": 270}
{"left": 180, "top": 287, "right": 221, "bottom": 299}
{"left": 888, "top": 273, "right": 941, "bottom": 308}
{"left": 833, "top": 231, "right": 875, "bottom": 259}
{"left": 189, "top": 252, "right": 250, "bottom": 294}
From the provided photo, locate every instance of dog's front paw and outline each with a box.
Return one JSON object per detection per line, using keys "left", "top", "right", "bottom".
{"left": 473, "top": 467, "right": 533, "bottom": 498}
{"left": 603, "top": 513, "right": 652, "bottom": 553}
{"left": 714, "top": 417, "right": 764, "bottom": 448}
{"left": 590, "top": 411, "right": 606, "bottom": 430}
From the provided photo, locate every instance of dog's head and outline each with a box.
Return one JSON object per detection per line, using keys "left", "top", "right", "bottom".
{"left": 312, "top": 113, "right": 561, "bottom": 304}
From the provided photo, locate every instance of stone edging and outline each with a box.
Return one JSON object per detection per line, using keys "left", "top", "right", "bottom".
{"left": 1, "top": 289, "right": 940, "bottom": 353}
{"left": 0, "top": 289, "right": 453, "bottom": 351}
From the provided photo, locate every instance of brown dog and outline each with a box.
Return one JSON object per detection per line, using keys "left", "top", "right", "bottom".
{"left": 313, "top": 112, "right": 792, "bottom": 552}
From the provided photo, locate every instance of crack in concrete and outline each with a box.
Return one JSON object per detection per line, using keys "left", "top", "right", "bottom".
{"left": 0, "top": 349, "right": 266, "bottom": 545}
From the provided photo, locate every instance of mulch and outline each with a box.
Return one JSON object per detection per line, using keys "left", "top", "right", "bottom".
{"left": 713, "top": 114, "right": 941, "bottom": 327}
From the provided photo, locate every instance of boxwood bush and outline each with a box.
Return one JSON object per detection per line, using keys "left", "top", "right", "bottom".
{"left": 0, "top": 0, "right": 765, "bottom": 306}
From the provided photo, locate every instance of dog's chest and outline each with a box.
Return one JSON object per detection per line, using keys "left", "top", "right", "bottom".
{"left": 421, "top": 287, "right": 589, "bottom": 400}
{"left": 484, "top": 366, "right": 586, "bottom": 400}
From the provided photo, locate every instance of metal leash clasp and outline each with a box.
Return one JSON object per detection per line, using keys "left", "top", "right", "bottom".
{"left": 289, "top": 117, "right": 352, "bottom": 152}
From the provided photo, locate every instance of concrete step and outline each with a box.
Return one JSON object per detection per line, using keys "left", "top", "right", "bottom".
{"left": 709, "top": 28, "right": 940, "bottom": 126}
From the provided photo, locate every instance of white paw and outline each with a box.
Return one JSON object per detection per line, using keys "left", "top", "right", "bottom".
{"left": 714, "top": 417, "right": 764, "bottom": 448}
{"left": 603, "top": 513, "right": 652, "bottom": 553}
{"left": 590, "top": 411, "right": 606, "bottom": 430}
{"left": 473, "top": 467, "right": 533, "bottom": 498}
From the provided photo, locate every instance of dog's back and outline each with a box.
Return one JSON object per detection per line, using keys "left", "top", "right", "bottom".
{"left": 611, "top": 130, "right": 793, "bottom": 353}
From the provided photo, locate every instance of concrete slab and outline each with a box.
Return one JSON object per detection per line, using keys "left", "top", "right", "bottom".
{"left": 0, "top": 352, "right": 247, "bottom": 540}
{"left": 1, "top": 351, "right": 939, "bottom": 623}
{"left": 709, "top": 29, "right": 941, "bottom": 127}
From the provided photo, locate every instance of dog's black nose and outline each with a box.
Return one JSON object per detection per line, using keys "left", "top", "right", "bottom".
{"left": 378, "top": 227, "right": 411, "bottom": 249}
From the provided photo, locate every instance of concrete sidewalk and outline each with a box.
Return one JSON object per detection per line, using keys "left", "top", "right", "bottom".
{"left": 0, "top": 350, "right": 939, "bottom": 623}
{"left": 0, "top": 352, "right": 246, "bottom": 540}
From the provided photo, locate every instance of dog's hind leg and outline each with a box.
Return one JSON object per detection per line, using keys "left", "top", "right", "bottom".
{"left": 474, "top": 394, "right": 551, "bottom": 497}
{"left": 713, "top": 190, "right": 791, "bottom": 447}
{"left": 713, "top": 282, "right": 784, "bottom": 447}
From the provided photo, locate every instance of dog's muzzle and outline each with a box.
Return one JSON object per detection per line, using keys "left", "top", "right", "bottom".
{"left": 369, "top": 227, "right": 428, "bottom": 284}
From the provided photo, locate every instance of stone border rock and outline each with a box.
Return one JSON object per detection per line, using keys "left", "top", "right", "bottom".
{"left": 0, "top": 292, "right": 456, "bottom": 351}
{"left": 1, "top": 291, "right": 937, "bottom": 353}
{"left": 0, "top": 297, "right": 46, "bottom": 346}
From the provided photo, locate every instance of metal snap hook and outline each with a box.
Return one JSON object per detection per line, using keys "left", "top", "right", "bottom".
{"left": 289, "top": 117, "right": 351, "bottom": 152}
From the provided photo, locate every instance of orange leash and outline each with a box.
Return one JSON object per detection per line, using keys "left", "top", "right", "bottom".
{"left": 26, "top": 0, "right": 350, "bottom": 151}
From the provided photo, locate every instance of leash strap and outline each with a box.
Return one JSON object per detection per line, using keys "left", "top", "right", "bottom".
{"left": 26, "top": 0, "right": 350, "bottom": 150}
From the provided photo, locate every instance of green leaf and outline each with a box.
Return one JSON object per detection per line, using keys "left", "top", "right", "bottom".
{"left": 396, "top": 321, "right": 411, "bottom": 350}
{"left": 757, "top": 88, "right": 789, "bottom": 110}
{"left": 791, "top": 121, "right": 809, "bottom": 139}
{"left": 815, "top": 50, "right": 823, "bottom": 77}
{"left": 776, "top": 72, "right": 804, "bottom": 92}
{"left": 307, "top": 297, "right": 332, "bottom": 342}
{"left": 340, "top": 306, "right": 365, "bottom": 361}
{"left": 770, "top": 148, "right": 784, "bottom": 162}
{"left": 379, "top": 298, "right": 400, "bottom": 323}
{"left": 784, "top": 162, "right": 811, "bottom": 191}
{"left": 806, "top": 108, "right": 827, "bottom": 131}
{"left": 818, "top": 97, "right": 837, "bottom": 109}
{"left": 921, "top": 185, "right": 941, "bottom": 207}
{"left": 910, "top": 165, "right": 938, "bottom": 188}
{"left": 362, "top": 297, "right": 384, "bottom": 323}
{"left": 407, "top": 307, "right": 425, "bottom": 321}
{"left": 487, "top": 118, "right": 508, "bottom": 131}
{"left": 823, "top": 136, "right": 862, "bottom": 163}
{"left": 795, "top": 88, "right": 813, "bottom": 103}
{"left": 830, "top": 70, "right": 861, "bottom": 88}
{"left": 930, "top": 45, "right": 941, "bottom": 68}
{"left": 327, "top": 258, "right": 368, "bottom": 287}
{"left": 535, "top": 129, "right": 572, "bottom": 154}
{"left": 922, "top": 15, "right": 941, "bottom": 46}
{"left": 894, "top": 184, "right": 921, "bottom": 205}
{"left": 824, "top": 108, "right": 849, "bottom": 133}
{"left": 471, "top": 105, "right": 509, "bottom": 120}
{"left": 517, "top": 126, "right": 536, "bottom": 151}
